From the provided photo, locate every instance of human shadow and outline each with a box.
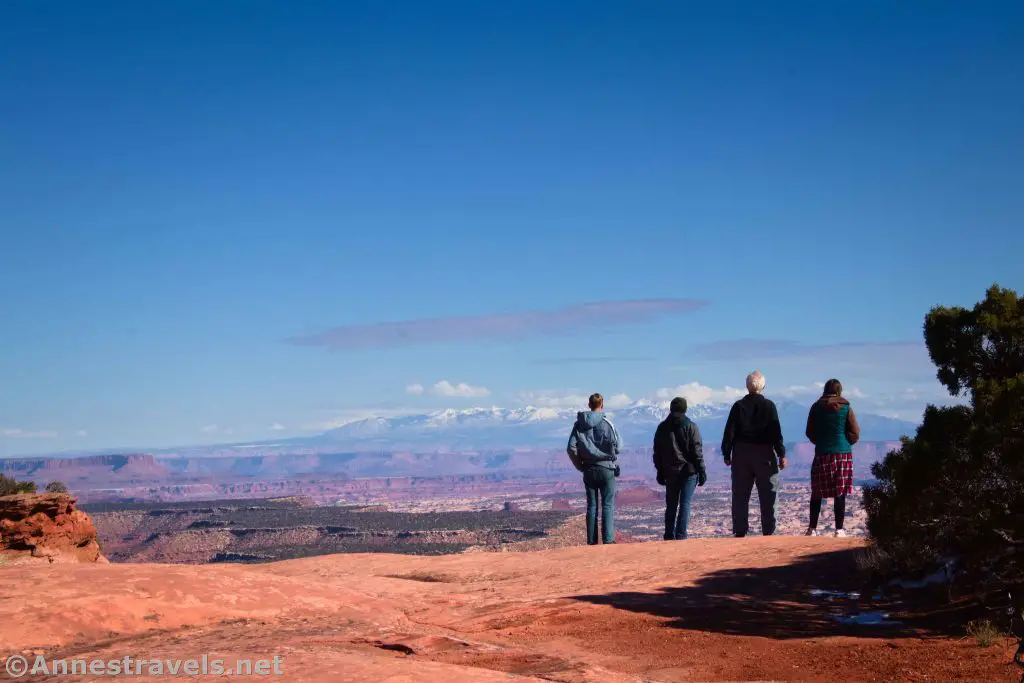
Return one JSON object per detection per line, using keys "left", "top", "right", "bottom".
{"left": 572, "top": 546, "right": 957, "bottom": 640}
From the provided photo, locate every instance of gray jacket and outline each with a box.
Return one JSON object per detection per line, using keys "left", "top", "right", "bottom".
{"left": 566, "top": 411, "right": 621, "bottom": 471}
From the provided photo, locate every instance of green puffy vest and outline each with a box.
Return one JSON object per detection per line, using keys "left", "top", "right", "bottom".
{"left": 811, "top": 401, "right": 853, "bottom": 454}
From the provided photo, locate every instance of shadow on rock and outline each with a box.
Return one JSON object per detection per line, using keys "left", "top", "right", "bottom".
{"left": 571, "top": 547, "right": 955, "bottom": 640}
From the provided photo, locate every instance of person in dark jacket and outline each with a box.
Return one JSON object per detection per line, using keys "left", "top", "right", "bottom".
{"left": 567, "top": 393, "right": 621, "bottom": 545}
{"left": 804, "top": 379, "right": 861, "bottom": 537}
{"left": 721, "top": 371, "right": 787, "bottom": 537}
{"left": 652, "top": 397, "right": 707, "bottom": 540}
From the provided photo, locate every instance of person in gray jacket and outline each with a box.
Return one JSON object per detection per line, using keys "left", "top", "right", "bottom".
{"left": 721, "top": 371, "right": 787, "bottom": 537}
{"left": 567, "top": 393, "right": 621, "bottom": 545}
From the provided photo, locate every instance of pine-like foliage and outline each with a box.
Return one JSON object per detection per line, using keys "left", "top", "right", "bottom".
{"left": 0, "top": 474, "right": 38, "bottom": 495}
{"left": 865, "top": 285, "right": 1024, "bottom": 609}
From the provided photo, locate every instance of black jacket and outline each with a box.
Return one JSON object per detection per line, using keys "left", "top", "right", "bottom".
{"left": 720, "top": 394, "right": 786, "bottom": 460}
{"left": 653, "top": 412, "right": 705, "bottom": 477}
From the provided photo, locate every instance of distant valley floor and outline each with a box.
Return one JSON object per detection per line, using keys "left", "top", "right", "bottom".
{"left": 86, "top": 484, "right": 867, "bottom": 564}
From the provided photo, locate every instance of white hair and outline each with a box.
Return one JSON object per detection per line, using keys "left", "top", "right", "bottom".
{"left": 746, "top": 370, "right": 766, "bottom": 394}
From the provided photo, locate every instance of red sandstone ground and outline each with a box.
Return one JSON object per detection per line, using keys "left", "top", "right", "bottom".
{"left": 1, "top": 538, "right": 1019, "bottom": 682}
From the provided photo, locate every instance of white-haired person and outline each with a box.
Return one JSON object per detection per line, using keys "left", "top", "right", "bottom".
{"left": 804, "top": 378, "right": 861, "bottom": 537}
{"left": 720, "top": 371, "right": 787, "bottom": 537}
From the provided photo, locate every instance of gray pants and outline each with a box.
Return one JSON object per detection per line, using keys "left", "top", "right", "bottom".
{"left": 731, "top": 442, "right": 781, "bottom": 536}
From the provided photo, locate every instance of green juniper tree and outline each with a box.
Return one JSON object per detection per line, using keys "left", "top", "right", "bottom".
{"left": 865, "top": 285, "right": 1023, "bottom": 613}
{"left": 0, "top": 474, "right": 38, "bottom": 495}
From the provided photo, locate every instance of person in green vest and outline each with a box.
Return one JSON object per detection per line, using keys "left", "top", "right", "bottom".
{"left": 804, "top": 378, "right": 861, "bottom": 537}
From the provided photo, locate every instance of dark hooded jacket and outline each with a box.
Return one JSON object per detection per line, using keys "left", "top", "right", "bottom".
{"left": 566, "top": 411, "right": 621, "bottom": 472}
{"left": 805, "top": 393, "right": 861, "bottom": 455}
{"left": 653, "top": 412, "right": 705, "bottom": 477}
{"left": 721, "top": 394, "right": 786, "bottom": 460}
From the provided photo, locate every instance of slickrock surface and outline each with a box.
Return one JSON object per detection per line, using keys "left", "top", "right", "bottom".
{"left": 1, "top": 538, "right": 1017, "bottom": 681}
{"left": 0, "top": 493, "right": 106, "bottom": 565}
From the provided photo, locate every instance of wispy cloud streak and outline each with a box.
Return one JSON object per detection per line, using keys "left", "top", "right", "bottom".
{"left": 687, "top": 339, "right": 925, "bottom": 361}
{"left": 533, "top": 355, "right": 657, "bottom": 365}
{"left": 686, "top": 339, "right": 935, "bottom": 378}
{"left": 286, "top": 299, "right": 708, "bottom": 351}
{"left": 1, "top": 427, "right": 58, "bottom": 438}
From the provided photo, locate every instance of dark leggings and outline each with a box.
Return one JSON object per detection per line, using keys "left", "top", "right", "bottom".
{"left": 810, "top": 495, "right": 846, "bottom": 530}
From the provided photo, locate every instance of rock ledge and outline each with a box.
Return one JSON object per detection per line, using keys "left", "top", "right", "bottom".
{"left": 0, "top": 493, "right": 107, "bottom": 565}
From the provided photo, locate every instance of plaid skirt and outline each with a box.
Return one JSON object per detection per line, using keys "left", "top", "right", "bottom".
{"left": 810, "top": 452, "right": 854, "bottom": 499}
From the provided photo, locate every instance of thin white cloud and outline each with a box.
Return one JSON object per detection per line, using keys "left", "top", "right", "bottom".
{"left": 1, "top": 427, "right": 58, "bottom": 438}
{"left": 654, "top": 382, "right": 746, "bottom": 405}
{"left": 518, "top": 391, "right": 589, "bottom": 408}
{"left": 518, "top": 390, "right": 633, "bottom": 410}
{"left": 602, "top": 393, "right": 634, "bottom": 409}
{"left": 405, "top": 383, "right": 425, "bottom": 396}
{"left": 430, "top": 380, "right": 490, "bottom": 398}
{"left": 199, "top": 424, "right": 232, "bottom": 435}
{"left": 268, "top": 423, "right": 286, "bottom": 431}
{"left": 75, "top": 430, "right": 88, "bottom": 437}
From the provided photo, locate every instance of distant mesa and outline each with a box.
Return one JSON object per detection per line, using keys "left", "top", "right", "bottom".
{"left": 615, "top": 487, "right": 663, "bottom": 506}
{"left": 1, "top": 453, "right": 168, "bottom": 480}
{"left": 0, "top": 492, "right": 107, "bottom": 565}
{"left": 0, "top": 401, "right": 912, "bottom": 505}
{"left": 550, "top": 498, "right": 572, "bottom": 511}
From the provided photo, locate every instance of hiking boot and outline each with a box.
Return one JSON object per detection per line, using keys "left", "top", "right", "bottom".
{"left": 805, "top": 528, "right": 819, "bottom": 537}
{"left": 834, "top": 529, "right": 847, "bottom": 538}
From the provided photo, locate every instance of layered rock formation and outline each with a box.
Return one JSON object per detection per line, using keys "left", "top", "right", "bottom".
{"left": 0, "top": 493, "right": 106, "bottom": 565}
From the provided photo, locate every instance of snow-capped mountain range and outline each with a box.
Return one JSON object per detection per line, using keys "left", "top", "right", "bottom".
{"left": 315, "top": 399, "right": 917, "bottom": 451}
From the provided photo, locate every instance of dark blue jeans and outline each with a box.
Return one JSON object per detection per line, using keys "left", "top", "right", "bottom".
{"left": 583, "top": 466, "right": 616, "bottom": 544}
{"left": 665, "top": 472, "right": 699, "bottom": 539}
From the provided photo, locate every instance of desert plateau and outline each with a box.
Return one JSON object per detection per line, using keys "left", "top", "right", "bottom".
{"left": 4, "top": 3, "right": 1023, "bottom": 681}
{"left": 2, "top": 533, "right": 1019, "bottom": 682}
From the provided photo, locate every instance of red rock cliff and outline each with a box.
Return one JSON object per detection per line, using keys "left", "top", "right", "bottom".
{"left": 0, "top": 493, "right": 107, "bottom": 565}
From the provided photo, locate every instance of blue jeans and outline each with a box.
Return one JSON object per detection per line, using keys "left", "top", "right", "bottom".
{"left": 665, "top": 472, "right": 699, "bottom": 539}
{"left": 583, "top": 466, "right": 616, "bottom": 544}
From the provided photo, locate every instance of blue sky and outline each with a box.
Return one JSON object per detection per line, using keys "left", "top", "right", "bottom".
{"left": 1, "top": 1, "right": 1022, "bottom": 455}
